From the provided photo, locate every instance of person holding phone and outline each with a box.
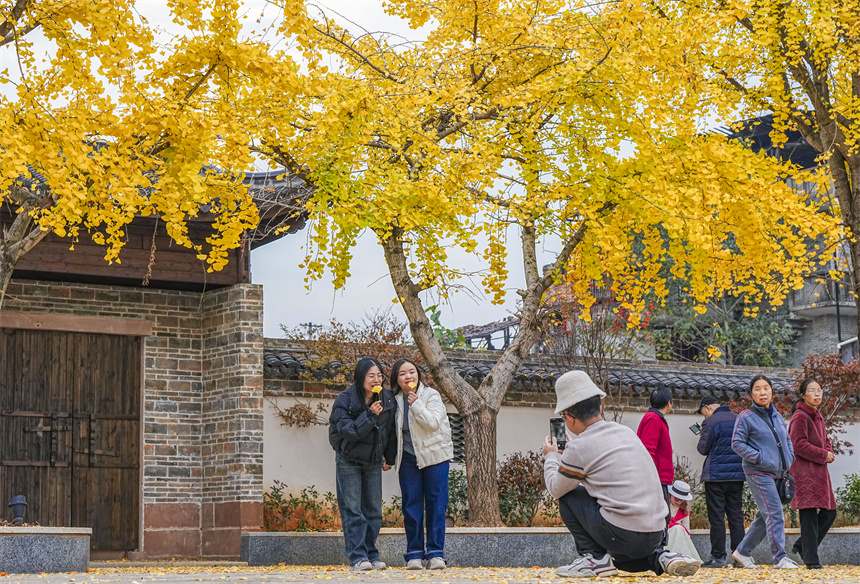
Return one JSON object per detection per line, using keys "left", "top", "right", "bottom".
{"left": 543, "top": 370, "right": 701, "bottom": 578}
{"left": 328, "top": 357, "right": 397, "bottom": 572}
{"left": 731, "top": 374, "right": 797, "bottom": 570}
{"left": 391, "top": 358, "right": 453, "bottom": 571}
{"left": 695, "top": 395, "right": 745, "bottom": 568}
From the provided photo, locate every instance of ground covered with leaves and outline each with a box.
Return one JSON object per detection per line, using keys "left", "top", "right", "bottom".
{"left": 3, "top": 565, "right": 859, "bottom": 584}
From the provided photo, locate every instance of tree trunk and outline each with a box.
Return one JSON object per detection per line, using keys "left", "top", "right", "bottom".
{"left": 0, "top": 200, "right": 48, "bottom": 311}
{"left": 462, "top": 404, "right": 503, "bottom": 526}
{"left": 0, "top": 257, "right": 13, "bottom": 311}
{"left": 378, "top": 223, "right": 589, "bottom": 526}
{"left": 827, "top": 152, "right": 860, "bottom": 345}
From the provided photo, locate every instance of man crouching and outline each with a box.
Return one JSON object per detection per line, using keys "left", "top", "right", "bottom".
{"left": 543, "top": 371, "right": 702, "bottom": 578}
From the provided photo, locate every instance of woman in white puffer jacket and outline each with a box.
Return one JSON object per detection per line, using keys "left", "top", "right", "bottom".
{"left": 390, "top": 358, "right": 454, "bottom": 571}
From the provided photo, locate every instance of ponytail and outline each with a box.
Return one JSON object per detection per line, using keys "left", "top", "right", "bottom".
{"left": 794, "top": 379, "right": 817, "bottom": 415}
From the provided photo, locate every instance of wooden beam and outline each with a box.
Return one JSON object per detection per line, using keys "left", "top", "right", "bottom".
{"left": 0, "top": 312, "right": 153, "bottom": 336}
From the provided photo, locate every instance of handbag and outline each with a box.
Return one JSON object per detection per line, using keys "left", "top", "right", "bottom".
{"left": 754, "top": 408, "right": 795, "bottom": 504}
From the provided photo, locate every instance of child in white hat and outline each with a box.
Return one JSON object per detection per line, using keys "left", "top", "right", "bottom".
{"left": 666, "top": 480, "right": 702, "bottom": 562}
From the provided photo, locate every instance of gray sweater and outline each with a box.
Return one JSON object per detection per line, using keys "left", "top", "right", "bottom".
{"left": 544, "top": 419, "right": 669, "bottom": 533}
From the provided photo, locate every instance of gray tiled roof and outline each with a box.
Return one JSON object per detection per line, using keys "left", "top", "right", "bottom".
{"left": 263, "top": 348, "right": 794, "bottom": 399}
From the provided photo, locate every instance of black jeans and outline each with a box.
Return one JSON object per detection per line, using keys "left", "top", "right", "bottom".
{"left": 798, "top": 508, "right": 837, "bottom": 566}
{"left": 559, "top": 486, "right": 667, "bottom": 575}
{"left": 704, "top": 481, "right": 745, "bottom": 559}
{"left": 661, "top": 484, "right": 671, "bottom": 527}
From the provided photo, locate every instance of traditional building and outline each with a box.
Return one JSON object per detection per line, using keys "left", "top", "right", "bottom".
{"left": 0, "top": 171, "right": 306, "bottom": 560}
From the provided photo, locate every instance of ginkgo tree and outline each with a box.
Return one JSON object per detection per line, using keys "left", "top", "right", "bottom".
{"left": 0, "top": 0, "right": 270, "bottom": 306}
{"left": 243, "top": 0, "right": 841, "bottom": 524}
{"left": 645, "top": 0, "right": 860, "bottom": 343}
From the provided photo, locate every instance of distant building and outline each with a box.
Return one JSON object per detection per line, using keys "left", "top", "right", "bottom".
{"left": 724, "top": 116, "right": 857, "bottom": 364}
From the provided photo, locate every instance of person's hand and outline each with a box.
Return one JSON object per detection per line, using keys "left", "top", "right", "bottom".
{"left": 407, "top": 392, "right": 418, "bottom": 405}
{"left": 369, "top": 401, "right": 383, "bottom": 415}
{"left": 543, "top": 436, "right": 558, "bottom": 456}
{"left": 383, "top": 463, "right": 392, "bottom": 471}
{"left": 826, "top": 452, "right": 836, "bottom": 463}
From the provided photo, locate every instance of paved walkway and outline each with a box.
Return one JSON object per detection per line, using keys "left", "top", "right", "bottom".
{"left": 2, "top": 565, "right": 859, "bottom": 584}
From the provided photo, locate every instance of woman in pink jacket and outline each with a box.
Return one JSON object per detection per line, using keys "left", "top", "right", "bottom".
{"left": 788, "top": 379, "right": 837, "bottom": 569}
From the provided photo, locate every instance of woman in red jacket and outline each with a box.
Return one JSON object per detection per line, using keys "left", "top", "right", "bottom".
{"left": 637, "top": 389, "right": 674, "bottom": 526}
{"left": 788, "top": 379, "right": 837, "bottom": 569}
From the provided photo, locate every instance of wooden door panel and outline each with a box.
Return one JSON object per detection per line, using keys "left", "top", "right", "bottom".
{"left": 0, "top": 327, "right": 140, "bottom": 550}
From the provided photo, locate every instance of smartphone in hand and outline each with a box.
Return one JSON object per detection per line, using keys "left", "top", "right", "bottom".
{"left": 550, "top": 417, "right": 567, "bottom": 451}
{"left": 689, "top": 422, "right": 702, "bottom": 435}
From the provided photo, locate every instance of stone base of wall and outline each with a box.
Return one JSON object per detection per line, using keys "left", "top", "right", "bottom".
{"left": 144, "top": 501, "right": 264, "bottom": 559}
{"left": 0, "top": 528, "right": 90, "bottom": 573}
{"left": 241, "top": 527, "right": 860, "bottom": 567}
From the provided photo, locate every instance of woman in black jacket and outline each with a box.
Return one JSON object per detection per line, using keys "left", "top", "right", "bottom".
{"left": 328, "top": 357, "right": 397, "bottom": 571}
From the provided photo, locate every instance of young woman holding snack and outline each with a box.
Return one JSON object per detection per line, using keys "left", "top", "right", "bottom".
{"left": 391, "top": 358, "right": 454, "bottom": 570}
{"left": 328, "top": 357, "right": 397, "bottom": 572}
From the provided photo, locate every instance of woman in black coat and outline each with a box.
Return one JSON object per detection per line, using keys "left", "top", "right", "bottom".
{"left": 328, "top": 357, "right": 397, "bottom": 571}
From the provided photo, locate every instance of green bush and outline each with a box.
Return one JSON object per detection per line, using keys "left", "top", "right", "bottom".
{"left": 382, "top": 495, "right": 404, "bottom": 527}
{"left": 836, "top": 473, "right": 860, "bottom": 524}
{"left": 498, "top": 450, "right": 552, "bottom": 526}
{"left": 262, "top": 481, "right": 339, "bottom": 531}
{"left": 447, "top": 468, "right": 469, "bottom": 524}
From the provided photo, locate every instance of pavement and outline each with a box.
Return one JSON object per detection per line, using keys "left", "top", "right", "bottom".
{"left": 1, "top": 564, "right": 859, "bottom": 584}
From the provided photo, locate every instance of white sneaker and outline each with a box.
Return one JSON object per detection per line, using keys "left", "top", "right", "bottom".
{"left": 351, "top": 560, "right": 373, "bottom": 572}
{"left": 405, "top": 559, "right": 424, "bottom": 570}
{"left": 658, "top": 551, "right": 701, "bottom": 576}
{"left": 732, "top": 550, "right": 757, "bottom": 569}
{"left": 556, "top": 554, "right": 618, "bottom": 577}
{"left": 775, "top": 557, "right": 799, "bottom": 569}
{"left": 427, "top": 557, "right": 446, "bottom": 570}
{"left": 370, "top": 560, "right": 387, "bottom": 570}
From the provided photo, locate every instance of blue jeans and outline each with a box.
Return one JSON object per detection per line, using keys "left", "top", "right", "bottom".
{"left": 737, "top": 473, "right": 786, "bottom": 562}
{"left": 398, "top": 452, "right": 449, "bottom": 561}
{"left": 336, "top": 454, "right": 383, "bottom": 565}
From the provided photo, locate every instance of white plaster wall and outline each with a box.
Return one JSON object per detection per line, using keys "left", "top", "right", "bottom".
{"left": 264, "top": 397, "right": 860, "bottom": 497}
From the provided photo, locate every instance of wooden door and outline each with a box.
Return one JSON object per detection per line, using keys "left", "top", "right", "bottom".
{"left": 0, "top": 328, "right": 141, "bottom": 551}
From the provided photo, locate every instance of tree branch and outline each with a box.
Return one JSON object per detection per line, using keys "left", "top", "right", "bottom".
{"left": 378, "top": 227, "right": 482, "bottom": 414}
{"left": 0, "top": 0, "right": 31, "bottom": 40}
{"left": 313, "top": 21, "right": 403, "bottom": 84}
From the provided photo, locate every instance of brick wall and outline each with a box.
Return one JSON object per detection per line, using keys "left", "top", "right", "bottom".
{"left": 200, "top": 285, "right": 264, "bottom": 558}
{"left": 2, "top": 279, "right": 264, "bottom": 559}
{"left": 790, "top": 314, "right": 857, "bottom": 366}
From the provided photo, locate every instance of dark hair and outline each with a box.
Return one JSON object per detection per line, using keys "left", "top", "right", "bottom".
{"left": 748, "top": 374, "right": 773, "bottom": 393}
{"left": 562, "top": 395, "right": 602, "bottom": 422}
{"left": 353, "top": 357, "right": 384, "bottom": 389}
{"left": 389, "top": 358, "right": 422, "bottom": 394}
{"left": 792, "top": 378, "right": 818, "bottom": 414}
{"left": 649, "top": 388, "right": 673, "bottom": 410}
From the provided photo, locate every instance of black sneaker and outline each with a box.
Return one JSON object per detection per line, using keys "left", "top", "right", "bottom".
{"left": 791, "top": 540, "right": 803, "bottom": 556}
{"left": 701, "top": 557, "right": 727, "bottom": 568}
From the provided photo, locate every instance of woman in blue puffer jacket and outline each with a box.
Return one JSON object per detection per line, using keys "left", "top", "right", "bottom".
{"left": 731, "top": 374, "right": 796, "bottom": 570}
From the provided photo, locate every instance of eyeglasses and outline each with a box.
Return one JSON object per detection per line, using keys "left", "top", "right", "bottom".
{"left": 366, "top": 373, "right": 384, "bottom": 380}
{"left": 806, "top": 389, "right": 824, "bottom": 395}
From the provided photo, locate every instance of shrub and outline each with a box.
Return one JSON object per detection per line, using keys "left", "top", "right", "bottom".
{"left": 836, "top": 473, "right": 860, "bottom": 524}
{"left": 498, "top": 450, "right": 552, "bottom": 526}
{"left": 447, "top": 468, "right": 469, "bottom": 525}
{"left": 382, "top": 495, "right": 404, "bottom": 527}
{"left": 263, "top": 481, "right": 340, "bottom": 531}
